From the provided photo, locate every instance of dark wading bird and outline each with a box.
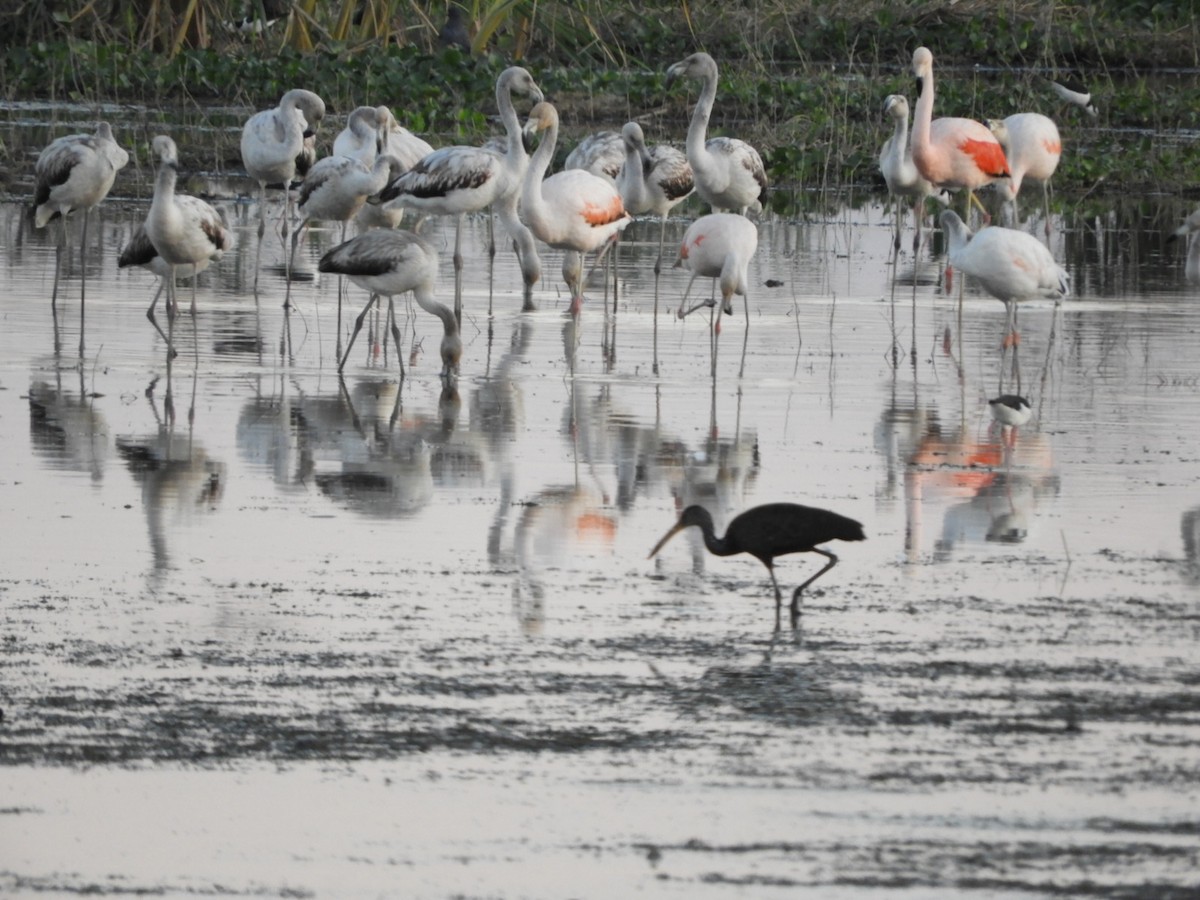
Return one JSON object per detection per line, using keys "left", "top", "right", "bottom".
{"left": 648, "top": 502, "right": 866, "bottom": 627}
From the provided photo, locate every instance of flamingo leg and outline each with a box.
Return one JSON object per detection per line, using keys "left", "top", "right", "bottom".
{"left": 145, "top": 280, "right": 178, "bottom": 356}
{"left": 339, "top": 292, "right": 381, "bottom": 372}
{"left": 253, "top": 183, "right": 267, "bottom": 293}
{"left": 78, "top": 208, "right": 89, "bottom": 357}
{"left": 789, "top": 548, "right": 839, "bottom": 623}
{"left": 386, "top": 297, "right": 406, "bottom": 380}
{"left": 51, "top": 217, "right": 65, "bottom": 313}
{"left": 453, "top": 213, "right": 464, "bottom": 327}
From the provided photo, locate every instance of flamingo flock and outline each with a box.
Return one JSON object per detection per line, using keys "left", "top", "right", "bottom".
{"left": 31, "top": 41, "right": 1102, "bottom": 410}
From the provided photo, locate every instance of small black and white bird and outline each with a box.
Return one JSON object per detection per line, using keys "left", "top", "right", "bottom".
{"left": 989, "top": 395, "right": 1033, "bottom": 428}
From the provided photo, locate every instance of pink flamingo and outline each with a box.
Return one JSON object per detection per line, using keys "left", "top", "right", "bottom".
{"left": 910, "top": 47, "right": 1009, "bottom": 223}
{"left": 987, "top": 113, "right": 1061, "bottom": 236}
{"left": 520, "top": 102, "right": 631, "bottom": 316}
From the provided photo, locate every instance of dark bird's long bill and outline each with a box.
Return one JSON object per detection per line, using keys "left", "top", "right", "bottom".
{"left": 648, "top": 522, "right": 687, "bottom": 559}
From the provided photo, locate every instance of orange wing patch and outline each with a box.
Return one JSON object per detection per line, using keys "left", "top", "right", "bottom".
{"left": 960, "top": 138, "right": 1011, "bottom": 177}
{"left": 582, "top": 195, "right": 626, "bottom": 227}
{"left": 1041, "top": 138, "right": 1062, "bottom": 156}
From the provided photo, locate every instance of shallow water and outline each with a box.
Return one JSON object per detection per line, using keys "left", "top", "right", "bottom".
{"left": 2, "top": 167, "right": 1200, "bottom": 897}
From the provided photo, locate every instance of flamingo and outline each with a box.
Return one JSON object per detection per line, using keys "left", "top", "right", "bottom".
{"left": 332, "top": 105, "right": 388, "bottom": 166}
{"left": 987, "top": 113, "right": 1061, "bottom": 236}
{"left": 319, "top": 230, "right": 461, "bottom": 380}
{"left": 564, "top": 131, "right": 625, "bottom": 183}
{"left": 376, "top": 66, "right": 543, "bottom": 318}
{"left": 675, "top": 212, "right": 758, "bottom": 323}
{"left": 910, "top": 47, "right": 1009, "bottom": 223}
{"left": 118, "top": 222, "right": 215, "bottom": 349}
{"left": 879, "top": 94, "right": 940, "bottom": 252}
{"left": 144, "top": 135, "right": 234, "bottom": 353}
{"left": 240, "top": 88, "right": 326, "bottom": 290}
{"left": 938, "top": 210, "right": 1068, "bottom": 349}
{"left": 615, "top": 121, "right": 694, "bottom": 278}
{"left": 520, "top": 101, "right": 632, "bottom": 316}
{"left": 355, "top": 109, "right": 438, "bottom": 231}
{"left": 1168, "top": 208, "right": 1200, "bottom": 282}
{"left": 33, "top": 121, "right": 129, "bottom": 353}
{"left": 288, "top": 153, "right": 407, "bottom": 308}
{"left": 665, "top": 52, "right": 768, "bottom": 215}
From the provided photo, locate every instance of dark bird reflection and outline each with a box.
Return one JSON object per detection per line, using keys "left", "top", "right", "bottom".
{"left": 27, "top": 368, "right": 110, "bottom": 481}
{"left": 116, "top": 374, "right": 225, "bottom": 585}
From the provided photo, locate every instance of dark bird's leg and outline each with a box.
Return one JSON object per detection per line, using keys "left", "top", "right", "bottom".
{"left": 766, "top": 562, "right": 784, "bottom": 630}
{"left": 339, "top": 292, "right": 380, "bottom": 372}
{"left": 789, "top": 549, "right": 839, "bottom": 625}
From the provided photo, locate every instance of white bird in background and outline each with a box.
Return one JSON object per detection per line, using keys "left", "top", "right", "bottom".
{"left": 1048, "top": 79, "right": 1099, "bottom": 118}
{"left": 289, "top": 153, "right": 407, "bottom": 308}
{"left": 376, "top": 66, "right": 544, "bottom": 318}
{"left": 144, "top": 135, "right": 234, "bottom": 353}
{"left": 615, "top": 121, "right": 694, "bottom": 279}
{"left": 910, "top": 47, "right": 1009, "bottom": 223}
{"left": 118, "top": 222, "right": 213, "bottom": 349}
{"left": 521, "top": 101, "right": 632, "bottom": 316}
{"left": 939, "top": 210, "right": 1068, "bottom": 348}
{"left": 355, "top": 108, "right": 437, "bottom": 231}
{"left": 879, "top": 94, "right": 940, "bottom": 252}
{"left": 33, "top": 121, "right": 129, "bottom": 353}
{"left": 332, "top": 105, "right": 389, "bottom": 167}
{"left": 319, "top": 229, "right": 461, "bottom": 379}
{"left": 665, "top": 51, "right": 768, "bottom": 215}
{"left": 987, "top": 113, "right": 1062, "bottom": 236}
{"left": 564, "top": 130, "right": 625, "bottom": 183}
{"left": 1168, "top": 207, "right": 1200, "bottom": 283}
{"left": 240, "top": 88, "right": 326, "bottom": 290}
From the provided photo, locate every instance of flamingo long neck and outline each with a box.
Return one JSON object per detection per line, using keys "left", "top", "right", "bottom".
{"left": 496, "top": 78, "right": 525, "bottom": 165}
{"left": 365, "top": 156, "right": 395, "bottom": 196}
{"left": 891, "top": 112, "right": 911, "bottom": 160}
{"left": 149, "top": 162, "right": 179, "bottom": 230}
{"left": 413, "top": 286, "right": 458, "bottom": 338}
{"left": 521, "top": 117, "right": 558, "bottom": 234}
{"left": 912, "top": 69, "right": 935, "bottom": 171}
{"left": 686, "top": 67, "right": 718, "bottom": 162}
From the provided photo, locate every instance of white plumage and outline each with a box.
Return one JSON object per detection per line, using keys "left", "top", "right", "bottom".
{"left": 378, "top": 66, "right": 543, "bottom": 314}
{"left": 240, "top": 88, "right": 326, "bottom": 289}
{"left": 564, "top": 131, "right": 624, "bottom": 183}
{"left": 319, "top": 230, "right": 461, "bottom": 379}
{"left": 521, "top": 102, "right": 632, "bottom": 316}
{"left": 615, "top": 121, "right": 694, "bottom": 277}
{"left": 144, "top": 135, "right": 233, "bottom": 347}
{"left": 33, "top": 121, "right": 129, "bottom": 347}
{"left": 665, "top": 52, "right": 768, "bottom": 215}
{"left": 939, "top": 210, "right": 1068, "bottom": 345}
{"left": 879, "top": 94, "right": 940, "bottom": 252}
{"left": 332, "top": 105, "right": 388, "bottom": 166}
{"left": 675, "top": 213, "right": 758, "bottom": 319}
{"left": 1169, "top": 207, "right": 1200, "bottom": 283}
{"left": 987, "top": 113, "right": 1062, "bottom": 235}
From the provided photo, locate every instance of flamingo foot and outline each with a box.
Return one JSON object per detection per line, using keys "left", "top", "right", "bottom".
{"left": 568, "top": 294, "right": 583, "bottom": 317}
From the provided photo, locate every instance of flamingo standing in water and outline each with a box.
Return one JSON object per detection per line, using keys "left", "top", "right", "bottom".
{"left": 288, "top": 153, "right": 407, "bottom": 309}
{"left": 144, "top": 135, "right": 234, "bottom": 355}
{"left": 520, "top": 101, "right": 631, "bottom": 316}
{"left": 910, "top": 47, "right": 1009, "bottom": 224}
{"left": 665, "top": 52, "right": 768, "bottom": 215}
{"left": 319, "top": 230, "right": 461, "bottom": 379}
{"left": 675, "top": 213, "right": 758, "bottom": 322}
{"left": 33, "top": 121, "right": 129, "bottom": 353}
{"left": 987, "top": 113, "right": 1061, "bottom": 236}
{"left": 879, "top": 94, "right": 940, "bottom": 252}
{"left": 376, "top": 66, "right": 543, "bottom": 319}
{"left": 118, "top": 223, "right": 215, "bottom": 349}
{"left": 355, "top": 108, "right": 436, "bottom": 231}
{"left": 938, "top": 210, "right": 1068, "bottom": 351}
{"left": 616, "top": 121, "right": 694, "bottom": 280}
{"left": 240, "top": 88, "right": 326, "bottom": 291}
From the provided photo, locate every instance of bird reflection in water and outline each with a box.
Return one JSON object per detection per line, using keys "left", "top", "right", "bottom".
{"left": 902, "top": 405, "right": 1058, "bottom": 562}
{"left": 28, "top": 367, "right": 111, "bottom": 481}
{"left": 115, "top": 371, "right": 225, "bottom": 585}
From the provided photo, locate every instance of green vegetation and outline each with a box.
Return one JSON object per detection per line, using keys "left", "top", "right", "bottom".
{"left": 2, "top": 1, "right": 1198, "bottom": 198}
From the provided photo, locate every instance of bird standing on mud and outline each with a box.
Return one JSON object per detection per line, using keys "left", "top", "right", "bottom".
{"left": 648, "top": 502, "right": 866, "bottom": 628}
